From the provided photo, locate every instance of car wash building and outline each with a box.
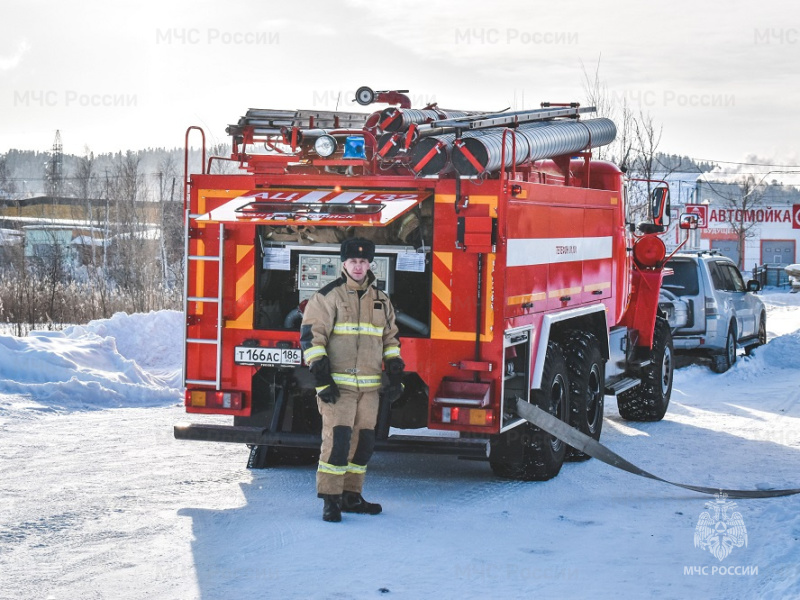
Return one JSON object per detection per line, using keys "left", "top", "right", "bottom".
{"left": 667, "top": 176, "right": 800, "bottom": 272}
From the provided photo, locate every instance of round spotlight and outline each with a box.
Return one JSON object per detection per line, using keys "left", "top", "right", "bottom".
{"left": 314, "top": 135, "right": 338, "bottom": 157}
{"left": 355, "top": 86, "right": 375, "bottom": 106}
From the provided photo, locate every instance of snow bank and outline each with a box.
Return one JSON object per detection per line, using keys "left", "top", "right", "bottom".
{"left": 672, "top": 328, "right": 800, "bottom": 395}
{"left": 750, "top": 328, "right": 800, "bottom": 370}
{"left": 761, "top": 289, "right": 800, "bottom": 337}
{"left": 64, "top": 310, "right": 183, "bottom": 371}
{"left": 0, "top": 311, "right": 183, "bottom": 409}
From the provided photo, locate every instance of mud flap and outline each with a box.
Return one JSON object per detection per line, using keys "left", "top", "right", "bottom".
{"left": 247, "top": 444, "right": 273, "bottom": 469}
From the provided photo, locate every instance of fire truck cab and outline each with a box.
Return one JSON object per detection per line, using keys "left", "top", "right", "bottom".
{"left": 175, "top": 89, "right": 675, "bottom": 481}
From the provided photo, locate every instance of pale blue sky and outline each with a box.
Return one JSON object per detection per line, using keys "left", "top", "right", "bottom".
{"left": 1, "top": 0, "right": 798, "bottom": 165}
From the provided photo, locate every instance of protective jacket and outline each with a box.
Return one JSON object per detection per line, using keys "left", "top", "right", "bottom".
{"left": 301, "top": 270, "right": 401, "bottom": 389}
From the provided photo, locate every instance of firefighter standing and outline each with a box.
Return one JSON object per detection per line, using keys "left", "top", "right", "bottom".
{"left": 300, "top": 238, "right": 404, "bottom": 522}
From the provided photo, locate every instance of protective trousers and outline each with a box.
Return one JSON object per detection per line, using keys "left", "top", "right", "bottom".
{"left": 316, "top": 387, "right": 379, "bottom": 496}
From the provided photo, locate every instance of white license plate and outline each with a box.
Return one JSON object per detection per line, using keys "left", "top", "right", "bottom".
{"left": 234, "top": 346, "right": 302, "bottom": 366}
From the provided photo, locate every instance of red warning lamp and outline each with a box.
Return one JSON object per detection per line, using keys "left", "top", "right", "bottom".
{"left": 632, "top": 235, "right": 666, "bottom": 269}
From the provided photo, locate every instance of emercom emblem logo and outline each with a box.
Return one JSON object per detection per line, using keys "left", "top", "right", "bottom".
{"left": 694, "top": 492, "right": 748, "bottom": 561}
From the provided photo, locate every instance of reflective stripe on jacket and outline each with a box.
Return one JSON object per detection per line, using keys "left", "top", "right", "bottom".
{"left": 300, "top": 270, "right": 401, "bottom": 390}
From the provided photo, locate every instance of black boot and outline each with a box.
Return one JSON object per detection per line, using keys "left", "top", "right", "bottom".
{"left": 322, "top": 494, "right": 342, "bottom": 522}
{"left": 342, "top": 491, "right": 382, "bottom": 515}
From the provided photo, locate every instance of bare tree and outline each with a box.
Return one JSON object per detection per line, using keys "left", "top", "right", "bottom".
{"left": 112, "top": 151, "right": 145, "bottom": 233}
{"left": 632, "top": 111, "right": 663, "bottom": 181}
{"left": 625, "top": 110, "right": 664, "bottom": 223}
{"left": 157, "top": 153, "right": 184, "bottom": 291}
{"left": 73, "top": 148, "right": 102, "bottom": 268}
{"left": 0, "top": 153, "right": 18, "bottom": 200}
{"left": 41, "top": 231, "right": 68, "bottom": 323}
{"left": 581, "top": 57, "right": 635, "bottom": 169}
{"left": 614, "top": 100, "right": 636, "bottom": 173}
{"left": 107, "top": 151, "right": 158, "bottom": 311}
{"left": 25, "top": 227, "right": 72, "bottom": 326}
{"left": 581, "top": 58, "right": 614, "bottom": 129}
{"left": 209, "top": 142, "right": 239, "bottom": 174}
{"left": 0, "top": 242, "right": 30, "bottom": 335}
{"left": 704, "top": 176, "right": 767, "bottom": 268}
{"left": 73, "top": 147, "right": 118, "bottom": 319}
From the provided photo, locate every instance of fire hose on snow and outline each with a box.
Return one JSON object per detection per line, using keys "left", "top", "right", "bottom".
{"left": 513, "top": 398, "right": 800, "bottom": 499}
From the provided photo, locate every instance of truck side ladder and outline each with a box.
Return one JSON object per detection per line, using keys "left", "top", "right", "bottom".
{"left": 182, "top": 211, "right": 225, "bottom": 390}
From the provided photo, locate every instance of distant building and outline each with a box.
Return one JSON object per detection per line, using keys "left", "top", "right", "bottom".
{"left": 692, "top": 179, "right": 799, "bottom": 269}
{"left": 0, "top": 195, "right": 162, "bottom": 269}
{"left": 0, "top": 227, "right": 23, "bottom": 265}
{"left": 655, "top": 173, "right": 800, "bottom": 270}
{"left": 22, "top": 225, "right": 107, "bottom": 267}
{"left": 0, "top": 227, "right": 23, "bottom": 245}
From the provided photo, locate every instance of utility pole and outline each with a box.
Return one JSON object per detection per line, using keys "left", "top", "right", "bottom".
{"left": 46, "top": 130, "right": 64, "bottom": 198}
{"left": 104, "top": 170, "right": 109, "bottom": 272}
{"left": 158, "top": 171, "right": 167, "bottom": 282}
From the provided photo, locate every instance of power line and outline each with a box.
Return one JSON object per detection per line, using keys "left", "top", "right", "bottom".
{"left": 684, "top": 157, "right": 800, "bottom": 169}
{"left": 683, "top": 172, "right": 800, "bottom": 176}
{"left": 3, "top": 173, "right": 171, "bottom": 183}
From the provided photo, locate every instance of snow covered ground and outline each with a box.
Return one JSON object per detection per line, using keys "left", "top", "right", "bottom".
{"left": 1, "top": 293, "right": 799, "bottom": 599}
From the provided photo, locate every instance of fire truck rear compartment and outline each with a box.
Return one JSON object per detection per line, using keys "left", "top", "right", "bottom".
{"left": 253, "top": 224, "right": 432, "bottom": 337}
{"left": 234, "top": 220, "right": 442, "bottom": 462}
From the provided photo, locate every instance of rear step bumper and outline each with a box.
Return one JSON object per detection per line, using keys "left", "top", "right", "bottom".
{"left": 174, "top": 423, "right": 489, "bottom": 459}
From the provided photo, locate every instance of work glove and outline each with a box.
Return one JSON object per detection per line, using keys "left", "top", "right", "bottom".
{"left": 317, "top": 383, "right": 340, "bottom": 404}
{"left": 385, "top": 357, "right": 404, "bottom": 377}
{"left": 310, "top": 357, "right": 340, "bottom": 404}
{"left": 382, "top": 357, "right": 405, "bottom": 405}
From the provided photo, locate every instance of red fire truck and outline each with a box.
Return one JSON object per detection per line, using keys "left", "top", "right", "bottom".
{"left": 174, "top": 88, "right": 676, "bottom": 481}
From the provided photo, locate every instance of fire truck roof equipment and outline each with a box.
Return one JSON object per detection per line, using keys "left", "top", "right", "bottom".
{"left": 195, "top": 188, "right": 431, "bottom": 227}
{"left": 451, "top": 118, "right": 617, "bottom": 177}
{"left": 220, "top": 99, "right": 617, "bottom": 181}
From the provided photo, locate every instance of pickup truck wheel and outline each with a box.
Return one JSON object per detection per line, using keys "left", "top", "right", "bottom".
{"left": 489, "top": 341, "right": 569, "bottom": 481}
{"left": 745, "top": 313, "right": 766, "bottom": 356}
{"left": 711, "top": 324, "right": 737, "bottom": 373}
{"left": 617, "top": 317, "right": 673, "bottom": 422}
{"left": 563, "top": 331, "right": 605, "bottom": 462}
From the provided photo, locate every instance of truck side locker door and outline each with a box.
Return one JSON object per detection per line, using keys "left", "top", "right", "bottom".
{"left": 547, "top": 206, "right": 584, "bottom": 310}
{"left": 582, "top": 207, "right": 613, "bottom": 303}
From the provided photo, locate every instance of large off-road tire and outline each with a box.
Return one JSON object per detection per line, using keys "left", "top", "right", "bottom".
{"left": 745, "top": 312, "right": 766, "bottom": 356}
{"left": 489, "top": 341, "right": 570, "bottom": 481}
{"left": 617, "top": 317, "right": 673, "bottom": 422}
{"left": 710, "top": 323, "right": 737, "bottom": 373}
{"left": 562, "top": 331, "right": 605, "bottom": 462}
